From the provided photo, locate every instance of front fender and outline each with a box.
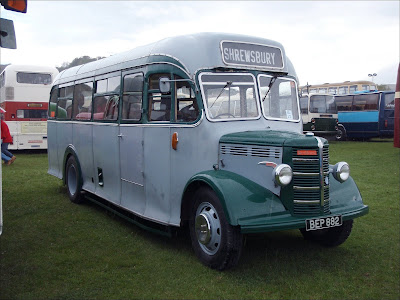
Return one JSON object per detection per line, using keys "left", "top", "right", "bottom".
{"left": 185, "top": 170, "right": 286, "bottom": 226}
{"left": 329, "top": 173, "right": 368, "bottom": 218}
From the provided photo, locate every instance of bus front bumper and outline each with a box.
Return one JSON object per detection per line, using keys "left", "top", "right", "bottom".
{"left": 238, "top": 204, "right": 369, "bottom": 234}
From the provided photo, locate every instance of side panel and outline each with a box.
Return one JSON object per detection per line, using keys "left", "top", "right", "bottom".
{"left": 72, "top": 122, "right": 95, "bottom": 193}
{"left": 47, "top": 120, "right": 61, "bottom": 178}
{"left": 338, "top": 111, "right": 379, "bottom": 138}
{"left": 143, "top": 127, "right": 171, "bottom": 224}
{"left": 119, "top": 125, "right": 145, "bottom": 216}
{"left": 92, "top": 124, "right": 121, "bottom": 205}
{"left": 56, "top": 122, "right": 73, "bottom": 176}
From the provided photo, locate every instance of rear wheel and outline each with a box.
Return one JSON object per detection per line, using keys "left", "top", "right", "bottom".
{"left": 336, "top": 125, "right": 347, "bottom": 141}
{"left": 189, "top": 187, "right": 243, "bottom": 270}
{"left": 300, "top": 219, "right": 353, "bottom": 247}
{"left": 65, "top": 156, "right": 84, "bottom": 204}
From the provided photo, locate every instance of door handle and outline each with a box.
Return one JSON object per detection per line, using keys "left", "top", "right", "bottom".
{"left": 118, "top": 134, "right": 124, "bottom": 138}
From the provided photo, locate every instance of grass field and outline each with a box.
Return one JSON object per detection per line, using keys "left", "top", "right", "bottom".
{"left": 0, "top": 141, "right": 399, "bottom": 299}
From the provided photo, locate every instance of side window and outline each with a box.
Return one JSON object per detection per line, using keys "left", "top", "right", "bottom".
{"left": 48, "top": 87, "right": 58, "bottom": 119}
{"left": 93, "top": 75, "right": 120, "bottom": 121}
{"left": 299, "top": 97, "right": 308, "bottom": 114}
{"left": 349, "top": 85, "right": 358, "bottom": 93}
{"left": 57, "top": 85, "right": 73, "bottom": 120}
{"left": 73, "top": 82, "right": 93, "bottom": 120}
{"left": 338, "top": 86, "right": 348, "bottom": 95}
{"left": 336, "top": 96, "right": 353, "bottom": 111}
{"left": 148, "top": 73, "right": 171, "bottom": 122}
{"left": 175, "top": 76, "right": 199, "bottom": 123}
{"left": 122, "top": 73, "right": 143, "bottom": 121}
{"left": 353, "top": 94, "right": 379, "bottom": 111}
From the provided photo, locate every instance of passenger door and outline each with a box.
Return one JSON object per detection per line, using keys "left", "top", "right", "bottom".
{"left": 119, "top": 71, "right": 146, "bottom": 215}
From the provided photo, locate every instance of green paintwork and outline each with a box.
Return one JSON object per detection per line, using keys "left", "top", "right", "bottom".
{"left": 186, "top": 169, "right": 368, "bottom": 234}
{"left": 186, "top": 170, "right": 287, "bottom": 225}
{"left": 303, "top": 118, "right": 337, "bottom": 135}
{"left": 220, "top": 130, "right": 328, "bottom": 147}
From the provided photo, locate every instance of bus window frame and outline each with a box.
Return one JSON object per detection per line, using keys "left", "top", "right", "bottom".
{"left": 92, "top": 73, "right": 122, "bottom": 123}
{"left": 57, "top": 83, "right": 74, "bottom": 120}
{"left": 199, "top": 72, "right": 261, "bottom": 122}
{"left": 258, "top": 74, "right": 300, "bottom": 123}
{"left": 144, "top": 67, "right": 201, "bottom": 125}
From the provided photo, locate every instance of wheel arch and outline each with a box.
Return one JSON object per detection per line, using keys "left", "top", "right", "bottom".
{"left": 62, "top": 145, "right": 82, "bottom": 187}
{"left": 181, "top": 170, "right": 283, "bottom": 227}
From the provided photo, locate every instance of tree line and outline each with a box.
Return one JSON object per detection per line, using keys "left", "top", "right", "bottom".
{"left": 56, "top": 56, "right": 105, "bottom": 72}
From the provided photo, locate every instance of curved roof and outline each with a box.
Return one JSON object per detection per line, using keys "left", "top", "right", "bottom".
{"left": 2, "top": 64, "right": 59, "bottom": 75}
{"left": 54, "top": 32, "right": 296, "bottom": 85}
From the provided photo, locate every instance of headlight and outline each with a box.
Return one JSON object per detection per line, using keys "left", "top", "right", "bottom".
{"left": 274, "top": 164, "right": 293, "bottom": 186}
{"left": 332, "top": 162, "right": 350, "bottom": 183}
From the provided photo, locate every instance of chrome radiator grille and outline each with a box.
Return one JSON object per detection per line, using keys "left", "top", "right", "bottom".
{"left": 292, "top": 146, "right": 330, "bottom": 216}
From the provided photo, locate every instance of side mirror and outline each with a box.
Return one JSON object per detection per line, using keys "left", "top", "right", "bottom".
{"left": 0, "top": 18, "right": 17, "bottom": 49}
{"left": 159, "top": 77, "right": 171, "bottom": 94}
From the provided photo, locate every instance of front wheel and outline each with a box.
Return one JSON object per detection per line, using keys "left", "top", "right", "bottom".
{"left": 189, "top": 187, "right": 243, "bottom": 270}
{"left": 65, "top": 156, "right": 84, "bottom": 204}
{"left": 300, "top": 219, "right": 353, "bottom": 247}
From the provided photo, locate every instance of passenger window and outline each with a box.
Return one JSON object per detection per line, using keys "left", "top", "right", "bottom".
{"left": 149, "top": 93, "right": 171, "bottom": 121}
{"left": 73, "top": 82, "right": 93, "bottom": 120}
{"left": 93, "top": 95, "right": 119, "bottom": 120}
{"left": 57, "top": 86, "right": 74, "bottom": 120}
{"left": 104, "top": 96, "right": 119, "bottom": 120}
{"left": 175, "top": 77, "right": 199, "bottom": 123}
{"left": 49, "top": 88, "right": 58, "bottom": 119}
{"left": 148, "top": 73, "right": 171, "bottom": 122}
{"left": 96, "top": 76, "right": 121, "bottom": 93}
{"left": 122, "top": 74, "right": 143, "bottom": 121}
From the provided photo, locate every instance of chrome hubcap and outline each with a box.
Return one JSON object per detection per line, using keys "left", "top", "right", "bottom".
{"left": 195, "top": 202, "right": 221, "bottom": 255}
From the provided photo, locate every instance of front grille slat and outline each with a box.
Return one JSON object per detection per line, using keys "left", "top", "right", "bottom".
{"left": 292, "top": 146, "right": 330, "bottom": 216}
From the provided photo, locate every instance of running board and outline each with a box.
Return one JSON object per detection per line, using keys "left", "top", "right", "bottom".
{"left": 84, "top": 193, "right": 173, "bottom": 237}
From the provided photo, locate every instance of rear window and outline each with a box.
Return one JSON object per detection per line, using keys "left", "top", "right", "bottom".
{"left": 17, "top": 72, "right": 52, "bottom": 85}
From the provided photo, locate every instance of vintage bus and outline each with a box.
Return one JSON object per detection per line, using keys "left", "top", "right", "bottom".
{"left": 300, "top": 93, "right": 338, "bottom": 137}
{"left": 47, "top": 33, "right": 368, "bottom": 270}
{"left": 300, "top": 80, "right": 377, "bottom": 96}
{"left": 335, "top": 91, "right": 395, "bottom": 140}
{"left": 0, "top": 64, "right": 59, "bottom": 150}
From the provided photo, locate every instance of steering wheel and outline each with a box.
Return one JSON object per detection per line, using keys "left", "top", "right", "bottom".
{"left": 214, "top": 113, "right": 235, "bottom": 119}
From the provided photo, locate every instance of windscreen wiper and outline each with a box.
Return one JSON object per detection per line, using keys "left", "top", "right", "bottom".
{"left": 262, "top": 76, "right": 277, "bottom": 102}
{"left": 209, "top": 81, "right": 232, "bottom": 109}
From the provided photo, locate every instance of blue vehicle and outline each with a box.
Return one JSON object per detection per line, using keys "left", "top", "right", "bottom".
{"left": 335, "top": 91, "right": 395, "bottom": 140}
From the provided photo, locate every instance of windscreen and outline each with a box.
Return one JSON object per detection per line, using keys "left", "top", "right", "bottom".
{"left": 258, "top": 75, "right": 299, "bottom": 121}
{"left": 309, "top": 95, "right": 337, "bottom": 114}
{"left": 200, "top": 73, "right": 260, "bottom": 121}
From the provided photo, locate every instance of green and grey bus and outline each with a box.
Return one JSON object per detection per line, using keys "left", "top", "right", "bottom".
{"left": 47, "top": 33, "right": 368, "bottom": 270}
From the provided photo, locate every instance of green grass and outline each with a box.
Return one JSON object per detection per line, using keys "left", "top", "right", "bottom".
{"left": 0, "top": 141, "right": 399, "bottom": 299}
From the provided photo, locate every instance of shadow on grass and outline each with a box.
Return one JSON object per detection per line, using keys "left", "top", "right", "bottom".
{"left": 74, "top": 191, "right": 354, "bottom": 279}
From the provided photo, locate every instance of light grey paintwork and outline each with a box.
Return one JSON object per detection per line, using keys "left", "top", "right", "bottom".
{"left": 48, "top": 33, "right": 302, "bottom": 226}
{"left": 52, "top": 32, "right": 297, "bottom": 85}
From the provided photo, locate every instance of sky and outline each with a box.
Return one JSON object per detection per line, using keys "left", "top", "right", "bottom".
{"left": 1, "top": 1, "right": 399, "bottom": 86}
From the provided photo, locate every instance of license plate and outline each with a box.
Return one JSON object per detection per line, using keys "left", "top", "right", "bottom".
{"left": 305, "top": 215, "right": 342, "bottom": 231}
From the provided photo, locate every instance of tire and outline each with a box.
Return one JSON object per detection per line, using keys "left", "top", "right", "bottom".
{"left": 189, "top": 187, "right": 243, "bottom": 270}
{"left": 65, "top": 156, "right": 84, "bottom": 204}
{"left": 300, "top": 219, "right": 353, "bottom": 247}
{"left": 336, "top": 125, "right": 347, "bottom": 141}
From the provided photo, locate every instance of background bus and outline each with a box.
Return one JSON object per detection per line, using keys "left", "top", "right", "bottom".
{"left": 300, "top": 94, "right": 338, "bottom": 137}
{"left": 300, "top": 80, "right": 377, "bottom": 96}
{"left": 0, "top": 64, "right": 59, "bottom": 150}
{"left": 335, "top": 91, "right": 395, "bottom": 140}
